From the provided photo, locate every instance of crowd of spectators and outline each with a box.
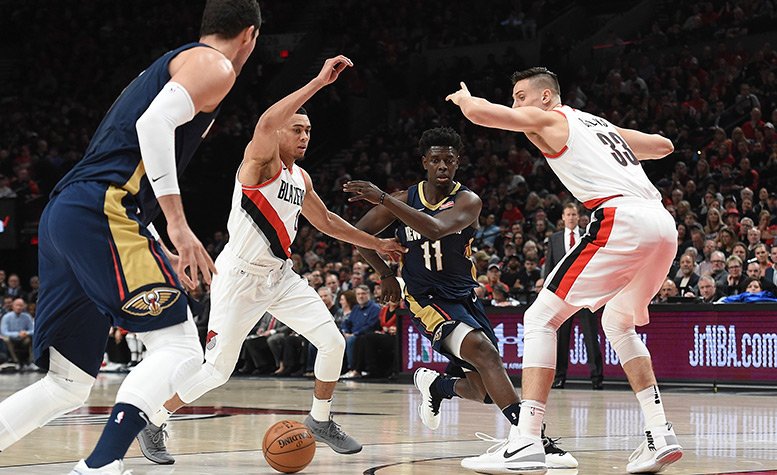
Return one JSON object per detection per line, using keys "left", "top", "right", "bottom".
{"left": 3, "top": 1, "right": 777, "bottom": 378}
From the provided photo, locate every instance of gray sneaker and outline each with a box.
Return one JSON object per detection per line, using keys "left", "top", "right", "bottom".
{"left": 136, "top": 422, "right": 175, "bottom": 465}
{"left": 303, "top": 415, "right": 362, "bottom": 454}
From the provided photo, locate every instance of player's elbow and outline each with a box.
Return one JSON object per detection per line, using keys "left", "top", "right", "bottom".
{"left": 658, "top": 137, "right": 674, "bottom": 157}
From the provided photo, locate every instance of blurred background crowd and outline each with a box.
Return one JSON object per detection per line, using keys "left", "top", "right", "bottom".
{"left": 1, "top": 0, "right": 776, "bottom": 374}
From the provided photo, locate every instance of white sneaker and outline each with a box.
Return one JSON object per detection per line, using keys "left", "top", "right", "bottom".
{"left": 461, "top": 427, "right": 547, "bottom": 474}
{"left": 626, "top": 422, "right": 683, "bottom": 473}
{"left": 70, "top": 459, "right": 130, "bottom": 475}
{"left": 413, "top": 367, "right": 442, "bottom": 430}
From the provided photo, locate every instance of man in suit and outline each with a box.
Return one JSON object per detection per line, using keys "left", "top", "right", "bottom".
{"left": 542, "top": 203, "right": 604, "bottom": 390}
{"left": 674, "top": 252, "right": 700, "bottom": 296}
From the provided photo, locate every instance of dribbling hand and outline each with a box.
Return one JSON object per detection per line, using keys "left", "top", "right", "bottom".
{"left": 316, "top": 55, "right": 354, "bottom": 87}
{"left": 377, "top": 238, "right": 407, "bottom": 263}
{"left": 445, "top": 81, "right": 472, "bottom": 106}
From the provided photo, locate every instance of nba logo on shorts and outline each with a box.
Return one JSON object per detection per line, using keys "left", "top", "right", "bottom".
{"left": 206, "top": 330, "right": 218, "bottom": 351}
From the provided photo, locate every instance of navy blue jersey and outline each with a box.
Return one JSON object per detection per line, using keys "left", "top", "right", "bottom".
{"left": 53, "top": 42, "right": 220, "bottom": 225}
{"left": 397, "top": 182, "right": 478, "bottom": 300}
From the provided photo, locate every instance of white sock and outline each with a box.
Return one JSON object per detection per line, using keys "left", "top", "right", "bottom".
{"left": 310, "top": 397, "right": 332, "bottom": 422}
{"left": 517, "top": 400, "right": 545, "bottom": 439}
{"left": 636, "top": 385, "right": 667, "bottom": 428}
{"left": 149, "top": 407, "right": 173, "bottom": 427}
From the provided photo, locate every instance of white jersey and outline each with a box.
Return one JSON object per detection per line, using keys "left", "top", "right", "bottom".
{"left": 225, "top": 163, "right": 306, "bottom": 266}
{"left": 543, "top": 105, "right": 661, "bottom": 209}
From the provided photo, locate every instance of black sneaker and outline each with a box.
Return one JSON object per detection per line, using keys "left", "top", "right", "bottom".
{"left": 542, "top": 423, "right": 578, "bottom": 468}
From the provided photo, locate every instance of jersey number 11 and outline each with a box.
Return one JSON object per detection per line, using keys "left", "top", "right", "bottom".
{"left": 422, "top": 240, "right": 444, "bottom": 271}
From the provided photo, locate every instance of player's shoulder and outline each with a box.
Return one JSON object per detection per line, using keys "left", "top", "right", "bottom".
{"left": 174, "top": 46, "right": 236, "bottom": 82}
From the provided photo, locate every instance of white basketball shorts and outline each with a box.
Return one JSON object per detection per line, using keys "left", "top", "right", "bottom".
{"left": 543, "top": 197, "right": 677, "bottom": 326}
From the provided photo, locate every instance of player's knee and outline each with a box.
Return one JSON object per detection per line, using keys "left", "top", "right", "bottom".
{"left": 601, "top": 306, "right": 649, "bottom": 365}
{"left": 41, "top": 373, "right": 93, "bottom": 410}
{"left": 311, "top": 323, "right": 345, "bottom": 358}
{"left": 466, "top": 336, "right": 502, "bottom": 372}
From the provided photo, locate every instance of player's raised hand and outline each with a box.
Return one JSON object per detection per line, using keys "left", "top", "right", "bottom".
{"left": 316, "top": 55, "right": 353, "bottom": 86}
{"left": 343, "top": 180, "right": 384, "bottom": 204}
{"left": 167, "top": 222, "right": 217, "bottom": 290}
{"left": 376, "top": 237, "right": 407, "bottom": 263}
{"left": 445, "top": 81, "right": 472, "bottom": 106}
{"left": 380, "top": 276, "right": 402, "bottom": 304}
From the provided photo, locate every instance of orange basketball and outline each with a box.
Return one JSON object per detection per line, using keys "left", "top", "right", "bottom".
{"left": 262, "top": 420, "right": 316, "bottom": 473}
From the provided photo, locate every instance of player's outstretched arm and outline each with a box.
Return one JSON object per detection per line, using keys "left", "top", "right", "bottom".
{"left": 244, "top": 55, "right": 353, "bottom": 164}
{"left": 300, "top": 170, "right": 406, "bottom": 261}
{"left": 615, "top": 126, "right": 675, "bottom": 160}
{"left": 353, "top": 194, "right": 405, "bottom": 303}
{"left": 137, "top": 48, "right": 235, "bottom": 289}
{"left": 446, "top": 82, "right": 560, "bottom": 133}
{"left": 344, "top": 180, "right": 482, "bottom": 241}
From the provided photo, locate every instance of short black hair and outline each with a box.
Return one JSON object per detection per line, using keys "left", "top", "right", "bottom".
{"left": 296, "top": 107, "right": 308, "bottom": 115}
{"left": 200, "top": 0, "right": 262, "bottom": 39}
{"left": 511, "top": 67, "right": 560, "bottom": 96}
{"left": 418, "top": 127, "right": 463, "bottom": 155}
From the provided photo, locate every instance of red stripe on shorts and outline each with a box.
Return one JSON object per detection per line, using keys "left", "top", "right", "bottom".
{"left": 554, "top": 207, "right": 616, "bottom": 299}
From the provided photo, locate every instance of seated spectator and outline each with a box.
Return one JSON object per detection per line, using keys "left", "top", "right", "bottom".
{"left": 491, "top": 286, "right": 520, "bottom": 306}
{"left": 4, "top": 274, "right": 26, "bottom": 301}
{"left": 482, "top": 264, "right": 509, "bottom": 302}
{"left": 341, "top": 285, "right": 380, "bottom": 378}
{"left": 707, "top": 251, "right": 727, "bottom": 281}
{"left": 351, "top": 299, "right": 400, "bottom": 378}
{"left": 0, "top": 298, "right": 34, "bottom": 370}
{"left": 515, "top": 258, "right": 542, "bottom": 299}
{"left": 239, "top": 314, "right": 285, "bottom": 376}
{"left": 753, "top": 243, "right": 770, "bottom": 275}
{"left": 652, "top": 279, "right": 678, "bottom": 303}
{"left": 717, "top": 278, "right": 777, "bottom": 303}
{"left": 693, "top": 275, "right": 721, "bottom": 303}
{"left": 731, "top": 242, "right": 749, "bottom": 263}
{"left": 718, "top": 255, "right": 746, "bottom": 296}
{"left": 674, "top": 252, "right": 700, "bottom": 295}
{"left": 744, "top": 259, "right": 777, "bottom": 294}
{"left": 764, "top": 244, "right": 777, "bottom": 288}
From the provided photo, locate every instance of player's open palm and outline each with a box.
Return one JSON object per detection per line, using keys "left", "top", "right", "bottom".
{"left": 167, "top": 223, "right": 217, "bottom": 290}
{"left": 316, "top": 55, "right": 353, "bottom": 86}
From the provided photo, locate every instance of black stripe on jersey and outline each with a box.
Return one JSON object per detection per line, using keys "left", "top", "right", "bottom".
{"left": 547, "top": 208, "right": 605, "bottom": 293}
{"left": 240, "top": 194, "right": 288, "bottom": 261}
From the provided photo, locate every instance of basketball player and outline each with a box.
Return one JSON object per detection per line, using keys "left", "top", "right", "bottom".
{"left": 447, "top": 68, "right": 682, "bottom": 473}
{"left": 0, "top": 2, "right": 262, "bottom": 474}
{"left": 137, "top": 55, "right": 405, "bottom": 463}
{"left": 344, "top": 127, "right": 577, "bottom": 470}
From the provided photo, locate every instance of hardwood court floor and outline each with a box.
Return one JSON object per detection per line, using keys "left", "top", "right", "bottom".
{"left": 0, "top": 373, "right": 775, "bottom": 474}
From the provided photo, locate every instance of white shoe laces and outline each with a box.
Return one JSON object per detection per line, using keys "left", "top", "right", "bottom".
{"left": 474, "top": 432, "right": 510, "bottom": 455}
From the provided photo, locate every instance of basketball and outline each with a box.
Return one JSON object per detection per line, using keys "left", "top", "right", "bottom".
{"left": 262, "top": 420, "right": 316, "bottom": 473}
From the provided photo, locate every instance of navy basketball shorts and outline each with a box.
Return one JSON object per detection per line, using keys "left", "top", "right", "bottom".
{"left": 405, "top": 291, "right": 498, "bottom": 371}
{"left": 34, "top": 181, "right": 188, "bottom": 376}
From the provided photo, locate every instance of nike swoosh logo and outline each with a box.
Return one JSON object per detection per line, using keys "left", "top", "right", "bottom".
{"left": 504, "top": 443, "right": 533, "bottom": 458}
{"left": 150, "top": 174, "right": 168, "bottom": 183}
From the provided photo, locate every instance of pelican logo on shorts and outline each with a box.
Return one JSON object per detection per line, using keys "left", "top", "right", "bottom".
{"left": 433, "top": 321, "right": 455, "bottom": 343}
{"left": 206, "top": 330, "right": 218, "bottom": 351}
{"left": 121, "top": 287, "right": 181, "bottom": 317}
